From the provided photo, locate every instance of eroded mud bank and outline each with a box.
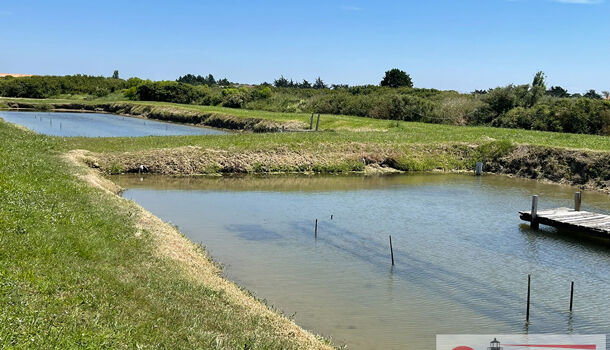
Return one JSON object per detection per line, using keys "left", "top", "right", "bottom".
{"left": 85, "top": 143, "right": 609, "bottom": 193}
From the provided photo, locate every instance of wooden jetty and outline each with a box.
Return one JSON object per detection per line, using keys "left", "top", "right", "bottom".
{"left": 519, "top": 192, "right": 610, "bottom": 239}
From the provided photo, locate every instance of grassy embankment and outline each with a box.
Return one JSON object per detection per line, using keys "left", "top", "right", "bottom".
{"left": 2, "top": 97, "right": 610, "bottom": 192}
{"left": 0, "top": 121, "right": 332, "bottom": 348}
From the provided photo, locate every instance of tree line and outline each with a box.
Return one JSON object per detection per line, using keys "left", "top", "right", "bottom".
{"left": 0, "top": 69, "right": 608, "bottom": 135}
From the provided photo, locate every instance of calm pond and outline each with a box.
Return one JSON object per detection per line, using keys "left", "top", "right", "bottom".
{"left": 0, "top": 111, "right": 225, "bottom": 137}
{"left": 114, "top": 174, "right": 610, "bottom": 350}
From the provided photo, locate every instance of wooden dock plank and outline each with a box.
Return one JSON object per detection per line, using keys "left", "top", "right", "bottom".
{"left": 519, "top": 207, "right": 610, "bottom": 239}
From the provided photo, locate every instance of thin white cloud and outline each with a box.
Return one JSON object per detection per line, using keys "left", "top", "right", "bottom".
{"left": 552, "top": 0, "right": 603, "bottom": 4}
{"left": 340, "top": 5, "right": 362, "bottom": 11}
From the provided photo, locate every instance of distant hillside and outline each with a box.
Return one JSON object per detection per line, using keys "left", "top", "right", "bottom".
{"left": 0, "top": 73, "right": 34, "bottom": 78}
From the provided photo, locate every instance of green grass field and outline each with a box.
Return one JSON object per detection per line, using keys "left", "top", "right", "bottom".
{"left": 0, "top": 121, "right": 330, "bottom": 349}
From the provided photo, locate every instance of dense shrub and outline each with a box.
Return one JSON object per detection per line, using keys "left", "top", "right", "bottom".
{"left": 136, "top": 81, "right": 204, "bottom": 104}
{"left": 488, "top": 98, "right": 610, "bottom": 134}
{"left": 221, "top": 88, "right": 251, "bottom": 108}
{"left": 0, "top": 75, "right": 127, "bottom": 98}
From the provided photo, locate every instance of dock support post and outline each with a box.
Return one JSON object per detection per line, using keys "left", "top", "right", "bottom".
{"left": 574, "top": 192, "right": 582, "bottom": 212}
{"left": 309, "top": 113, "right": 314, "bottom": 130}
{"left": 530, "top": 195, "right": 539, "bottom": 230}
{"left": 570, "top": 281, "right": 574, "bottom": 311}
{"left": 389, "top": 235, "right": 395, "bottom": 266}
{"left": 526, "top": 274, "right": 531, "bottom": 322}
{"left": 315, "top": 113, "right": 320, "bottom": 131}
{"left": 315, "top": 219, "right": 318, "bottom": 237}
{"left": 330, "top": 214, "right": 333, "bottom": 220}
{"left": 475, "top": 162, "right": 483, "bottom": 176}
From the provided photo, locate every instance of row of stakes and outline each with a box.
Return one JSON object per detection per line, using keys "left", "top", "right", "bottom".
{"left": 526, "top": 274, "right": 576, "bottom": 323}
{"left": 314, "top": 215, "right": 578, "bottom": 323}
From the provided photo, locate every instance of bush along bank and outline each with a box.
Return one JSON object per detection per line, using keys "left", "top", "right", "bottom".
{"left": 3, "top": 100, "right": 305, "bottom": 132}
{"left": 87, "top": 141, "right": 609, "bottom": 193}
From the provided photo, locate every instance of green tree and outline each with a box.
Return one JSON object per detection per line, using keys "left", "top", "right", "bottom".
{"left": 217, "top": 78, "right": 231, "bottom": 86}
{"left": 546, "top": 86, "right": 570, "bottom": 98}
{"left": 112, "top": 70, "right": 119, "bottom": 79}
{"left": 299, "top": 79, "right": 311, "bottom": 88}
{"left": 527, "top": 71, "right": 546, "bottom": 107}
{"left": 583, "top": 89, "right": 602, "bottom": 99}
{"left": 602, "top": 91, "right": 609, "bottom": 99}
{"left": 274, "top": 76, "right": 289, "bottom": 88}
{"left": 380, "top": 68, "right": 413, "bottom": 88}
{"left": 313, "top": 77, "right": 327, "bottom": 89}
{"left": 205, "top": 74, "right": 216, "bottom": 86}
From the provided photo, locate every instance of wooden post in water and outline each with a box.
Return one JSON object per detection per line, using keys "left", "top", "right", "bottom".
{"left": 570, "top": 281, "right": 574, "bottom": 311}
{"left": 309, "top": 113, "right": 314, "bottom": 130}
{"left": 315, "top": 114, "right": 320, "bottom": 131}
{"left": 526, "top": 274, "right": 531, "bottom": 322}
{"left": 530, "top": 195, "right": 539, "bottom": 230}
{"left": 389, "top": 235, "right": 394, "bottom": 266}
{"left": 574, "top": 192, "right": 582, "bottom": 212}
{"left": 475, "top": 162, "right": 483, "bottom": 176}
{"left": 330, "top": 214, "right": 333, "bottom": 220}
{"left": 315, "top": 219, "right": 318, "bottom": 237}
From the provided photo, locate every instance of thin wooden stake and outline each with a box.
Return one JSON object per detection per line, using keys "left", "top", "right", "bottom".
{"left": 315, "top": 219, "right": 318, "bottom": 237}
{"left": 475, "top": 162, "right": 483, "bottom": 176}
{"left": 526, "top": 274, "right": 531, "bottom": 322}
{"left": 389, "top": 235, "right": 394, "bottom": 266}
{"left": 570, "top": 281, "right": 574, "bottom": 311}
{"left": 309, "top": 113, "right": 314, "bottom": 130}
{"left": 574, "top": 192, "right": 582, "bottom": 212}
{"left": 531, "top": 195, "right": 539, "bottom": 230}
{"left": 330, "top": 214, "right": 333, "bottom": 220}
{"left": 315, "top": 113, "right": 320, "bottom": 131}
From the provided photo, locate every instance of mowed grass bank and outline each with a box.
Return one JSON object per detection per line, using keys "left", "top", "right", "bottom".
{"left": 2, "top": 97, "right": 610, "bottom": 151}
{"left": 0, "top": 121, "right": 332, "bottom": 349}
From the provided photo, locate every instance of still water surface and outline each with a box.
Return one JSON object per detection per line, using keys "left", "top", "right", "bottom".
{"left": 0, "top": 111, "right": 225, "bottom": 137}
{"left": 115, "top": 174, "right": 610, "bottom": 349}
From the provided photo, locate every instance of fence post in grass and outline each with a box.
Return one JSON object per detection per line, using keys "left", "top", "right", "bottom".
{"left": 526, "top": 274, "right": 531, "bottom": 322}
{"left": 310, "top": 113, "right": 314, "bottom": 130}
{"left": 475, "top": 162, "right": 483, "bottom": 176}
{"left": 315, "top": 113, "right": 320, "bottom": 131}
{"left": 389, "top": 235, "right": 395, "bottom": 266}
{"left": 315, "top": 219, "right": 318, "bottom": 237}
{"left": 530, "top": 195, "right": 539, "bottom": 230}
{"left": 570, "top": 281, "right": 574, "bottom": 311}
{"left": 574, "top": 192, "right": 582, "bottom": 212}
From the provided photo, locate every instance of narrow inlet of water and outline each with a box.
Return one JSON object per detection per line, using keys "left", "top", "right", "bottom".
{"left": 0, "top": 111, "right": 226, "bottom": 137}
{"left": 114, "top": 174, "right": 610, "bottom": 350}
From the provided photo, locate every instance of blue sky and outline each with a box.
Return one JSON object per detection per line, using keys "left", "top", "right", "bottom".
{"left": 0, "top": 0, "right": 608, "bottom": 92}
